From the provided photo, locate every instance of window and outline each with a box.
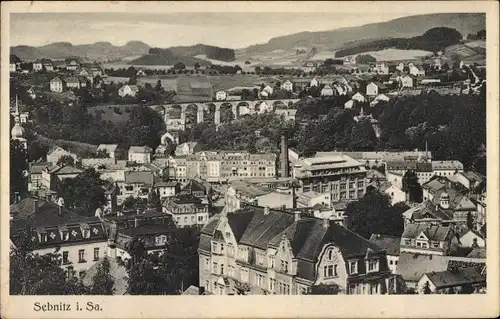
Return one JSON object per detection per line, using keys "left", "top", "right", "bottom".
{"left": 281, "top": 260, "right": 289, "bottom": 273}
{"left": 256, "top": 274, "right": 266, "bottom": 288}
{"left": 241, "top": 268, "right": 249, "bottom": 283}
{"left": 323, "top": 265, "right": 337, "bottom": 277}
{"left": 269, "top": 278, "right": 276, "bottom": 292}
{"left": 404, "top": 239, "right": 411, "bottom": 245}
{"left": 228, "top": 265, "right": 235, "bottom": 277}
{"left": 212, "top": 242, "right": 218, "bottom": 253}
{"left": 205, "top": 258, "right": 210, "bottom": 268}
{"left": 205, "top": 280, "right": 210, "bottom": 291}
{"left": 67, "top": 266, "right": 74, "bottom": 279}
{"left": 198, "top": 215, "right": 204, "bottom": 222}
{"left": 93, "top": 248, "right": 100, "bottom": 261}
{"left": 184, "top": 217, "right": 187, "bottom": 223}
{"left": 257, "top": 253, "right": 264, "bottom": 265}
{"left": 82, "top": 229, "right": 90, "bottom": 238}
{"left": 432, "top": 242, "right": 440, "bottom": 248}
{"left": 220, "top": 263, "right": 224, "bottom": 275}
{"left": 225, "top": 231, "right": 231, "bottom": 239}
{"left": 62, "top": 231, "right": 69, "bottom": 241}
{"left": 155, "top": 235, "right": 167, "bottom": 246}
{"left": 228, "top": 243, "right": 235, "bottom": 256}
{"left": 78, "top": 249, "right": 85, "bottom": 263}
{"left": 389, "top": 260, "right": 393, "bottom": 265}
{"left": 349, "top": 261, "right": 358, "bottom": 274}
{"left": 220, "top": 243, "right": 224, "bottom": 254}
{"left": 367, "top": 260, "right": 379, "bottom": 272}
{"left": 212, "top": 262, "right": 218, "bottom": 274}
{"left": 269, "top": 255, "right": 275, "bottom": 268}
{"left": 62, "top": 251, "right": 69, "bottom": 264}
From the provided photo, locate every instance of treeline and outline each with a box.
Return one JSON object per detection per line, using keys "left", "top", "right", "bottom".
{"left": 32, "top": 102, "right": 165, "bottom": 149}
{"left": 169, "top": 44, "right": 236, "bottom": 62}
{"left": 335, "top": 27, "right": 463, "bottom": 57}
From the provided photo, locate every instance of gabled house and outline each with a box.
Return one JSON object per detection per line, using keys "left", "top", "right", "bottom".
{"left": 118, "top": 84, "right": 139, "bottom": 97}
{"left": 65, "top": 59, "right": 80, "bottom": 71}
{"left": 41, "top": 164, "right": 83, "bottom": 191}
{"left": 458, "top": 229, "right": 485, "bottom": 248}
{"left": 351, "top": 92, "right": 366, "bottom": 103}
{"left": 10, "top": 196, "right": 108, "bottom": 280}
{"left": 97, "top": 144, "right": 119, "bottom": 161}
{"left": 46, "top": 146, "right": 79, "bottom": 165}
{"left": 32, "top": 61, "right": 43, "bottom": 72}
{"left": 377, "top": 182, "right": 406, "bottom": 205}
{"left": 50, "top": 77, "right": 65, "bottom": 93}
{"left": 416, "top": 267, "right": 485, "bottom": 294}
{"left": 401, "top": 75, "right": 414, "bottom": 88}
{"left": 216, "top": 91, "right": 227, "bottom": 101}
{"left": 65, "top": 76, "right": 83, "bottom": 90}
{"left": 198, "top": 206, "right": 394, "bottom": 295}
{"left": 128, "top": 146, "right": 153, "bottom": 164}
{"left": 369, "top": 234, "right": 401, "bottom": 274}
{"left": 366, "top": 82, "right": 388, "bottom": 97}
{"left": 164, "top": 193, "right": 210, "bottom": 227}
{"left": 320, "top": 85, "right": 334, "bottom": 97}
{"left": 281, "top": 80, "right": 293, "bottom": 92}
{"left": 399, "top": 224, "right": 459, "bottom": 256}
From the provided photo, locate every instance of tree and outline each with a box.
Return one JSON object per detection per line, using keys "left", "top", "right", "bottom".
{"left": 466, "top": 212, "right": 474, "bottom": 230}
{"left": 10, "top": 223, "right": 89, "bottom": 295}
{"left": 349, "top": 119, "right": 378, "bottom": 151}
{"left": 57, "top": 168, "right": 106, "bottom": 215}
{"left": 346, "top": 189, "right": 407, "bottom": 239}
{"left": 57, "top": 155, "right": 75, "bottom": 166}
{"left": 10, "top": 139, "right": 28, "bottom": 204}
{"left": 174, "top": 62, "right": 186, "bottom": 70}
{"left": 402, "top": 170, "right": 423, "bottom": 202}
{"left": 90, "top": 257, "right": 115, "bottom": 295}
{"left": 155, "top": 80, "right": 163, "bottom": 92}
{"left": 356, "top": 54, "right": 376, "bottom": 64}
{"left": 194, "top": 62, "right": 200, "bottom": 70}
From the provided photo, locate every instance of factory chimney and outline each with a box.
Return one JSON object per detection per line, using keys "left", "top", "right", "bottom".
{"left": 280, "top": 129, "right": 290, "bottom": 178}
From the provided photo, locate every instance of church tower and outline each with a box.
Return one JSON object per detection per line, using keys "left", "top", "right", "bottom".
{"left": 11, "top": 95, "right": 27, "bottom": 149}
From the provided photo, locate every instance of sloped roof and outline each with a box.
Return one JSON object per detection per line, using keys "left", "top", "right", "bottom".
{"left": 401, "top": 223, "right": 451, "bottom": 241}
{"left": 51, "top": 165, "right": 83, "bottom": 175}
{"left": 369, "top": 234, "right": 401, "bottom": 256}
{"left": 395, "top": 252, "right": 450, "bottom": 282}
{"left": 97, "top": 144, "right": 119, "bottom": 153}
{"left": 404, "top": 200, "right": 454, "bottom": 222}
{"left": 124, "top": 171, "right": 155, "bottom": 185}
{"left": 182, "top": 179, "right": 206, "bottom": 194}
{"left": 466, "top": 247, "right": 486, "bottom": 259}
{"left": 30, "top": 162, "right": 51, "bottom": 174}
{"left": 227, "top": 210, "right": 257, "bottom": 242}
{"left": 129, "top": 146, "right": 153, "bottom": 153}
{"left": 425, "top": 267, "right": 485, "bottom": 289}
{"left": 82, "top": 258, "right": 128, "bottom": 295}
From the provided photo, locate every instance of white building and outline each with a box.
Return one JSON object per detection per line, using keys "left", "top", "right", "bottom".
{"left": 50, "top": 77, "right": 64, "bottom": 93}
{"left": 320, "top": 85, "right": 334, "bottom": 97}
{"left": 216, "top": 91, "right": 227, "bottom": 101}
{"left": 118, "top": 84, "right": 139, "bottom": 97}
{"left": 128, "top": 146, "right": 153, "bottom": 164}
{"left": 281, "top": 80, "right": 293, "bottom": 92}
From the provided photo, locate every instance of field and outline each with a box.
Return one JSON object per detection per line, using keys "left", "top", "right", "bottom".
{"left": 344, "top": 48, "right": 433, "bottom": 62}
{"left": 36, "top": 135, "right": 98, "bottom": 157}
{"left": 87, "top": 104, "right": 136, "bottom": 124}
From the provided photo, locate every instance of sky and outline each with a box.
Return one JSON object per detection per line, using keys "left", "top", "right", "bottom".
{"left": 10, "top": 12, "right": 414, "bottom": 49}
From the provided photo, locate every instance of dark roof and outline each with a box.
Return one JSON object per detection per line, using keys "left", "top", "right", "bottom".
{"left": 182, "top": 179, "right": 207, "bottom": 194}
{"left": 466, "top": 247, "right": 486, "bottom": 259}
{"left": 169, "top": 193, "right": 203, "bottom": 205}
{"left": 30, "top": 162, "right": 51, "bottom": 174}
{"left": 395, "top": 252, "right": 450, "bottom": 282}
{"left": 401, "top": 224, "right": 451, "bottom": 242}
{"left": 425, "top": 267, "right": 485, "bottom": 289}
{"left": 202, "top": 205, "right": 386, "bottom": 281}
{"left": 124, "top": 171, "right": 155, "bottom": 185}
{"left": 118, "top": 224, "right": 177, "bottom": 237}
{"left": 369, "top": 234, "right": 401, "bottom": 256}
{"left": 10, "top": 197, "right": 98, "bottom": 229}
{"left": 227, "top": 210, "right": 256, "bottom": 242}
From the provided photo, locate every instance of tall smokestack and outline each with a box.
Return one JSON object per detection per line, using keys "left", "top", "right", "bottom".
{"left": 280, "top": 129, "right": 289, "bottom": 178}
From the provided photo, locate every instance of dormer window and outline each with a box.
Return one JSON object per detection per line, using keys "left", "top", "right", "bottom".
{"left": 155, "top": 235, "right": 167, "bottom": 246}
{"left": 81, "top": 224, "right": 91, "bottom": 238}
{"left": 37, "top": 228, "right": 48, "bottom": 243}
{"left": 349, "top": 261, "right": 358, "bottom": 274}
{"left": 367, "top": 259, "right": 379, "bottom": 273}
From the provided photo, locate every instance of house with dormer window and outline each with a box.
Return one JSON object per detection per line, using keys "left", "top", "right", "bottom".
{"left": 198, "top": 205, "right": 395, "bottom": 295}
{"left": 399, "top": 224, "right": 459, "bottom": 256}
{"left": 10, "top": 196, "right": 108, "bottom": 280}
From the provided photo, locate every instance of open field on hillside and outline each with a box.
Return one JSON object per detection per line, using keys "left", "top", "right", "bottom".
{"left": 36, "top": 135, "right": 98, "bottom": 157}
{"left": 87, "top": 104, "right": 137, "bottom": 124}
{"left": 346, "top": 48, "right": 433, "bottom": 62}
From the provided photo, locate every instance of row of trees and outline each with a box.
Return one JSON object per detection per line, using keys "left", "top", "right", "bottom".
{"left": 32, "top": 100, "right": 165, "bottom": 149}
{"left": 335, "top": 27, "right": 464, "bottom": 57}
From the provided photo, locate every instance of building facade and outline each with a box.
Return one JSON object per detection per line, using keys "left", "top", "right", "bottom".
{"left": 292, "top": 155, "right": 367, "bottom": 202}
{"left": 198, "top": 206, "right": 394, "bottom": 295}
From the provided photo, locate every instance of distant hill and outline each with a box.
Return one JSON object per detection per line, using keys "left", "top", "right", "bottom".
{"left": 10, "top": 41, "right": 150, "bottom": 62}
{"left": 334, "top": 27, "right": 464, "bottom": 57}
{"left": 128, "top": 48, "right": 212, "bottom": 66}
{"left": 128, "top": 44, "right": 235, "bottom": 66}
{"left": 244, "top": 13, "right": 485, "bottom": 53}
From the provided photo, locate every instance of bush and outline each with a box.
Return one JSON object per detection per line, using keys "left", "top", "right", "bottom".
{"left": 125, "top": 107, "right": 131, "bottom": 113}
{"left": 113, "top": 107, "right": 122, "bottom": 115}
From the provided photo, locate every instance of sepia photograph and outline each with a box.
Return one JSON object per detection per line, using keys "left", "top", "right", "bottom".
{"left": 1, "top": 1, "right": 499, "bottom": 318}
